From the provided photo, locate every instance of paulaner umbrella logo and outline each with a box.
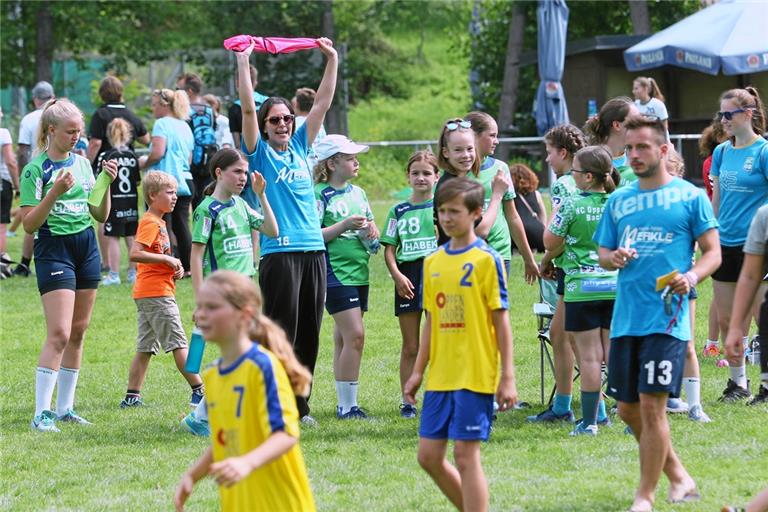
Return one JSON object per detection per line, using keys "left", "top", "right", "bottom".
{"left": 747, "top": 54, "right": 760, "bottom": 69}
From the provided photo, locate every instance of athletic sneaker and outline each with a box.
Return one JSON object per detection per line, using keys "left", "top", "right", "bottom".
{"left": 575, "top": 416, "right": 611, "bottom": 427}
{"left": 666, "top": 397, "right": 690, "bottom": 413}
{"left": 687, "top": 404, "right": 712, "bottom": 423}
{"left": 300, "top": 415, "right": 319, "bottom": 427}
{"left": 57, "top": 409, "right": 93, "bottom": 425}
{"left": 31, "top": 410, "right": 60, "bottom": 432}
{"left": 400, "top": 403, "right": 417, "bottom": 419}
{"left": 702, "top": 343, "right": 720, "bottom": 357}
{"left": 569, "top": 421, "right": 598, "bottom": 436}
{"left": 120, "top": 396, "right": 145, "bottom": 408}
{"left": 127, "top": 269, "right": 137, "bottom": 284}
{"left": 526, "top": 406, "right": 575, "bottom": 423}
{"left": 101, "top": 272, "right": 121, "bottom": 286}
{"left": 190, "top": 389, "right": 204, "bottom": 409}
{"left": 718, "top": 379, "right": 752, "bottom": 403}
{"left": 13, "top": 263, "right": 31, "bottom": 277}
{"left": 337, "top": 406, "right": 369, "bottom": 420}
{"left": 747, "top": 385, "right": 768, "bottom": 406}
{"left": 181, "top": 412, "right": 210, "bottom": 436}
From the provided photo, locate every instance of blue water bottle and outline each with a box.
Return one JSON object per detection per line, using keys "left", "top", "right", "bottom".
{"left": 185, "top": 327, "right": 206, "bottom": 374}
{"left": 587, "top": 98, "right": 598, "bottom": 118}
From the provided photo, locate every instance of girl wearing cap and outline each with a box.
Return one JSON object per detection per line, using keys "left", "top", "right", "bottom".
{"left": 313, "top": 135, "right": 379, "bottom": 419}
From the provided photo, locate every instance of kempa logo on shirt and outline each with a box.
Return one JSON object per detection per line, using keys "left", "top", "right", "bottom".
{"left": 223, "top": 235, "right": 252, "bottom": 254}
{"left": 52, "top": 200, "right": 89, "bottom": 216}
{"left": 611, "top": 186, "right": 699, "bottom": 220}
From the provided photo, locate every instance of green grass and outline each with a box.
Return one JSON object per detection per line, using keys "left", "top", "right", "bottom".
{"left": 1, "top": 202, "right": 766, "bottom": 511}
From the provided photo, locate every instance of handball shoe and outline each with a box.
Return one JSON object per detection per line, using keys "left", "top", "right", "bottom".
{"left": 57, "top": 409, "right": 93, "bottom": 425}
{"left": 666, "top": 397, "right": 689, "bottom": 413}
{"left": 337, "top": 406, "right": 369, "bottom": 420}
{"left": 399, "top": 403, "right": 417, "bottom": 419}
{"left": 181, "top": 412, "right": 210, "bottom": 436}
{"left": 718, "top": 379, "right": 752, "bottom": 403}
{"left": 687, "top": 405, "right": 712, "bottom": 423}
{"left": 747, "top": 385, "right": 768, "bottom": 406}
{"left": 526, "top": 406, "right": 575, "bottom": 423}
{"left": 569, "top": 421, "right": 598, "bottom": 436}
{"left": 31, "top": 410, "right": 60, "bottom": 433}
{"left": 120, "top": 396, "right": 145, "bottom": 408}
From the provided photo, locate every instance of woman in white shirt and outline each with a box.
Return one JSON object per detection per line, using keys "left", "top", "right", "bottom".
{"left": 632, "top": 76, "right": 669, "bottom": 133}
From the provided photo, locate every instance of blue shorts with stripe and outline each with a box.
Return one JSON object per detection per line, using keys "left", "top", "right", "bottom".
{"left": 419, "top": 389, "right": 494, "bottom": 441}
{"left": 34, "top": 227, "right": 101, "bottom": 295}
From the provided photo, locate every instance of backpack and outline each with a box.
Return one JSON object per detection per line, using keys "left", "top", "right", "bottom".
{"left": 188, "top": 103, "right": 218, "bottom": 179}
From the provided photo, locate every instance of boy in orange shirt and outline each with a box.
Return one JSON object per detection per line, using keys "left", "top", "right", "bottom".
{"left": 120, "top": 171, "right": 204, "bottom": 408}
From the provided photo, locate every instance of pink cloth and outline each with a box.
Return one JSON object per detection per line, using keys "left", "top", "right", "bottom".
{"left": 223, "top": 35, "right": 319, "bottom": 54}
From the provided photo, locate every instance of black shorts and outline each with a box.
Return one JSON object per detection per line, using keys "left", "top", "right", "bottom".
{"left": 104, "top": 219, "right": 138, "bottom": 237}
{"left": 34, "top": 227, "right": 101, "bottom": 295}
{"left": 394, "top": 259, "right": 423, "bottom": 316}
{"left": 564, "top": 299, "right": 614, "bottom": 332}
{"left": 326, "top": 285, "right": 369, "bottom": 315}
{"left": 556, "top": 267, "right": 565, "bottom": 296}
{"left": 688, "top": 285, "right": 698, "bottom": 300}
{"left": 0, "top": 180, "right": 12, "bottom": 223}
{"left": 607, "top": 334, "right": 687, "bottom": 403}
{"left": 712, "top": 244, "right": 745, "bottom": 283}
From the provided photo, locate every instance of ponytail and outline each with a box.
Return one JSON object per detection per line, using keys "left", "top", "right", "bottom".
{"left": 203, "top": 148, "right": 247, "bottom": 197}
{"left": 153, "top": 89, "right": 190, "bottom": 121}
{"left": 635, "top": 76, "right": 665, "bottom": 103}
{"left": 720, "top": 86, "right": 766, "bottom": 135}
{"left": 106, "top": 117, "right": 132, "bottom": 150}
{"left": 574, "top": 145, "right": 620, "bottom": 193}
{"left": 34, "top": 98, "right": 84, "bottom": 156}
{"left": 583, "top": 97, "right": 634, "bottom": 145}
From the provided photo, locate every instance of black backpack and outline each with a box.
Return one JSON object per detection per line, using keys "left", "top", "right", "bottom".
{"left": 188, "top": 103, "right": 218, "bottom": 179}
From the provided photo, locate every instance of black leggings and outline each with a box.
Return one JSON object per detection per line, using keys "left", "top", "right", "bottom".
{"left": 164, "top": 194, "right": 192, "bottom": 272}
{"left": 259, "top": 251, "right": 326, "bottom": 417}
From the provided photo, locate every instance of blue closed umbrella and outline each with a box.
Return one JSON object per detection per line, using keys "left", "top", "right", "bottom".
{"left": 534, "top": 0, "right": 570, "bottom": 136}
{"left": 624, "top": 0, "right": 768, "bottom": 76}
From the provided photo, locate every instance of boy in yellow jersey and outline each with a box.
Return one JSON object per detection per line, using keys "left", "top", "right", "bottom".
{"left": 405, "top": 177, "right": 517, "bottom": 512}
{"left": 175, "top": 271, "right": 315, "bottom": 512}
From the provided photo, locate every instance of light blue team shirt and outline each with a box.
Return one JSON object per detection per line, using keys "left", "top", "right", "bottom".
{"left": 242, "top": 122, "right": 324, "bottom": 255}
{"left": 594, "top": 178, "right": 718, "bottom": 341}
{"left": 151, "top": 116, "right": 194, "bottom": 197}
{"left": 710, "top": 137, "right": 768, "bottom": 246}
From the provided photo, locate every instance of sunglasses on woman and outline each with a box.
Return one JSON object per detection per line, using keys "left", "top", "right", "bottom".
{"left": 716, "top": 109, "right": 748, "bottom": 121}
{"left": 267, "top": 114, "right": 295, "bottom": 125}
{"left": 445, "top": 119, "right": 471, "bottom": 131}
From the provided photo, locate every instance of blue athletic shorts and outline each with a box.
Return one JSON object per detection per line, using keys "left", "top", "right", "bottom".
{"left": 419, "top": 389, "right": 494, "bottom": 441}
{"left": 565, "top": 299, "right": 614, "bottom": 332}
{"left": 607, "top": 334, "right": 687, "bottom": 403}
{"left": 394, "top": 259, "right": 423, "bottom": 316}
{"left": 556, "top": 267, "right": 565, "bottom": 296}
{"left": 325, "top": 284, "right": 369, "bottom": 315}
{"left": 34, "top": 227, "right": 101, "bottom": 295}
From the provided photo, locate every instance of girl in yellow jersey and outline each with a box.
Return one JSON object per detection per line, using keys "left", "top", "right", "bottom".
{"left": 174, "top": 270, "right": 315, "bottom": 512}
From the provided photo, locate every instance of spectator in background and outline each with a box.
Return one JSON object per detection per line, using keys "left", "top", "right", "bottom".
{"left": 228, "top": 64, "right": 269, "bottom": 150}
{"left": 509, "top": 163, "right": 546, "bottom": 253}
{"left": 0, "top": 106, "right": 19, "bottom": 261}
{"left": 292, "top": 87, "right": 326, "bottom": 169}
{"left": 14, "top": 80, "right": 55, "bottom": 277}
{"left": 699, "top": 121, "right": 727, "bottom": 201}
{"left": 632, "top": 76, "right": 669, "bottom": 136}
{"left": 203, "top": 94, "right": 234, "bottom": 149}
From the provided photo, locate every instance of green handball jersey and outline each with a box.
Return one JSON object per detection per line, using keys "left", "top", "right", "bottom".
{"left": 550, "top": 173, "right": 577, "bottom": 267}
{"left": 614, "top": 153, "right": 636, "bottom": 187}
{"left": 548, "top": 192, "right": 617, "bottom": 302}
{"left": 471, "top": 157, "right": 516, "bottom": 260}
{"left": 380, "top": 199, "right": 437, "bottom": 263}
{"left": 315, "top": 183, "right": 373, "bottom": 287}
{"left": 19, "top": 152, "right": 95, "bottom": 237}
{"left": 192, "top": 195, "right": 264, "bottom": 277}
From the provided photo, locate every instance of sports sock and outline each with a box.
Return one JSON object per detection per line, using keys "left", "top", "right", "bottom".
{"left": 580, "top": 391, "right": 600, "bottom": 427}
{"left": 705, "top": 338, "right": 718, "bottom": 346}
{"left": 56, "top": 367, "right": 79, "bottom": 416}
{"left": 552, "top": 393, "right": 572, "bottom": 416}
{"left": 20, "top": 256, "right": 31, "bottom": 267}
{"left": 684, "top": 377, "right": 701, "bottom": 408}
{"left": 730, "top": 365, "right": 748, "bottom": 389}
{"left": 192, "top": 398, "right": 208, "bottom": 422}
{"left": 336, "top": 380, "right": 359, "bottom": 414}
{"left": 596, "top": 399, "right": 608, "bottom": 422}
{"left": 35, "top": 367, "right": 58, "bottom": 417}
{"left": 191, "top": 383, "right": 203, "bottom": 393}
{"left": 125, "top": 389, "right": 141, "bottom": 400}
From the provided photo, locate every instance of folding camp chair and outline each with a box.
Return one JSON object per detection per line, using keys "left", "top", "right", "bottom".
{"left": 533, "top": 278, "right": 558, "bottom": 404}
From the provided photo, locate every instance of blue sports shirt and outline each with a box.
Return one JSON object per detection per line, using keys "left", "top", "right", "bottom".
{"left": 151, "top": 116, "right": 194, "bottom": 197}
{"left": 594, "top": 178, "right": 718, "bottom": 341}
{"left": 710, "top": 137, "right": 768, "bottom": 246}
{"left": 243, "top": 123, "right": 324, "bottom": 255}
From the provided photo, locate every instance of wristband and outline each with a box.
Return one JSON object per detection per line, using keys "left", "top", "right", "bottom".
{"left": 683, "top": 270, "right": 699, "bottom": 287}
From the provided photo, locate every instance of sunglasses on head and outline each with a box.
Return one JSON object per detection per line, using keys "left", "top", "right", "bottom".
{"left": 445, "top": 119, "right": 471, "bottom": 131}
{"left": 716, "top": 109, "right": 748, "bottom": 121}
{"left": 267, "top": 114, "right": 295, "bottom": 125}
{"left": 153, "top": 89, "right": 170, "bottom": 103}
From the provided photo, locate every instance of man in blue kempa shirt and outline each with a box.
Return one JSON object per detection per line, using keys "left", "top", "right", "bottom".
{"left": 595, "top": 117, "right": 721, "bottom": 512}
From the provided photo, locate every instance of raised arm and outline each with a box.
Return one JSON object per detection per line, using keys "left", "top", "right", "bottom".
{"left": 235, "top": 42, "right": 259, "bottom": 154}
{"left": 303, "top": 38, "right": 338, "bottom": 146}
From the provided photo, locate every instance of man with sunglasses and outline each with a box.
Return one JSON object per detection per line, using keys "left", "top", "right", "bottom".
{"left": 595, "top": 117, "right": 720, "bottom": 512}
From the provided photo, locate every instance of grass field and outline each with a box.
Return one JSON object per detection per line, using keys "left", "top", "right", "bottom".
{"left": 1, "top": 200, "right": 766, "bottom": 512}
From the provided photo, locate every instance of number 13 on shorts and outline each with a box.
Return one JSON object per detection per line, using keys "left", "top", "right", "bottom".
{"left": 643, "top": 360, "right": 673, "bottom": 385}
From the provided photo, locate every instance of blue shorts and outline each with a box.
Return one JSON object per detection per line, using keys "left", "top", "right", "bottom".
{"left": 565, "top": 299, "right": 614, "bottom": 332}
{"left": 607, "top": 334, "right": 687, "bottom": 403}
{"left": 556, "top": 267, "right": 565, "bottom": 296}
{"left": 419, "top": 389, "right": 494, "bottom": 441}
{"left": 34, "top": 227, "right": 101, "bottom": 295}
{"left": 394, "top": 259, "right": 423, "bottom": 316}
{"left": 325, "top": 285, "right": 369, "bottom": 315}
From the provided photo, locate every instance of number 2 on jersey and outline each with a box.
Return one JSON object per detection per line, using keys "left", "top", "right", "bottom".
{"left": 460, "top": 263, "right": 474, "bottom": 287}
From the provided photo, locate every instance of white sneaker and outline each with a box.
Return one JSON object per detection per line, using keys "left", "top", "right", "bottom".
{"left": 688, "top": 404, "right": 712, "bottom": 423}
{"left": 31, "top": 410, "right": 60, "bottom": 432}
{"left": 300, "top": 415, "right": 319, "bottom": 427}
{"left": 666, "top": 397, "right": 689, "bottom": 413}
{"left": 101, "top": 273, "right": 121, "bottom": 286}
